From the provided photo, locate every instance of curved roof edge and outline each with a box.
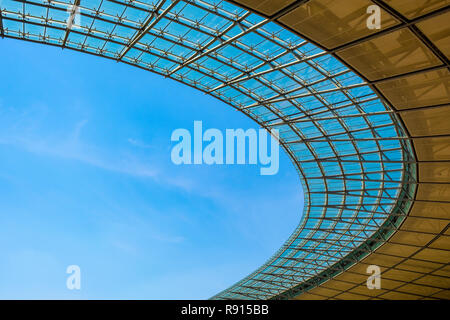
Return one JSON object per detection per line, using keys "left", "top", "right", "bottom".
{"left": 225, "top": 0, "right": 449, "bottom": 300}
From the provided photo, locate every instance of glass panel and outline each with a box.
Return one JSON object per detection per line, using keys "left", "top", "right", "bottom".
{"left": 377, "top": 68, "right": 450, "bottom": 110}
{"left": 416, "top": 183, "right": 450, "bottom": 201}
{"left": 413, "top": 137, "right": 450, "bottom": 161}
{"left": 419, "top": 163, "right": 450, "bottom": 183}
{"left": 400, "top": 105, "right": 450, "bottom": 136}
{"left": 279, "top": 0, "right": 399, "bottom": 49}
{"left": 0, "top": 0, "right": 416, "bottom": 300}
{"left": 337, "top": 29, "right": 441, "bottom": 81}
{"left": 234, "top": 0, "right": 296, "bottom": 15}
{"left": 416, "top": 11, "right": 450, "bottom": 59}
{"left": 384, "top": 0, "right": 450, "bottom": 19}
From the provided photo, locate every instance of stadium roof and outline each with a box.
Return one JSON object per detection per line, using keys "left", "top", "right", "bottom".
{"left": 0, "top": 0, "right": 448, "bottom": 299}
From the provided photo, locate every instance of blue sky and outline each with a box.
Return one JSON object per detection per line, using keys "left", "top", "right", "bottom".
{"left": 0, "top": 38, "right": 304, "bottom": 299}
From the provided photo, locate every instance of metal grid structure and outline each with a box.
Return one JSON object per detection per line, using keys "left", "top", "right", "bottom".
{"left": 232, "top": 0, "right": 450, "bottom": 300}
{"left": 0, "top": 0, "right": 421, "bottom": 299}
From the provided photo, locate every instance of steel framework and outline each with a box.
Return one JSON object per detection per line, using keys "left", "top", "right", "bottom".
{"left": 1, "top": 0, "right": 447, "bottom": 300}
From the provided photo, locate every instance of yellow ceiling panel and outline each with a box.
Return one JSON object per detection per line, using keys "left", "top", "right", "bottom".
{"left": 416, "top": 183, "right": 450, "bottom": 201}
{"left": 413, "top": 137, "right": 450, "bottom": 161}
{"left": 347, "top": 262, "right": 387, "bottom": 275}
{"left": 431, "top": 290, "right": 450, "bottom": 299}
{"left": 413, "top": 247, "right": 450, "bottom": 263}
{"left": 396, "top": 259, "right": 443, "bottom": 274}
{"left": 383, "top": 0, "right": 450, "bottom": 19}
{"left": 417, "top": 10, "right": 450, "bottom": 59}
{"left": 377, "top": 68, "right": 450, "bottom": 110}
{"left": 409, "top": 202, "right": 450, "bottom": 219}
{"left": 349, "top": 285, "right": 387, "bottom": 297}
{"left": 278, "top": 0, "right": 398, "bottom": 49}
{"left": 321, "top": 279, "right": 356, "bottom": 291}
{"left": 336, "top": 28, "right": 441, "bottom": 81}
{"left": 379, "top": 291, "right": 421, "bottom": 299}
{"left": 400, "top": 216, "right": 448, "bottom": 233}
{"left": 334, "top": 272, "right": 367, "bottom": 284}
{"left": 294, "top": 292, "right": 327, "bottom": 300}
{"left": 383, "top": 269, "right": 422, "bottom": 282}
{"left": 396, "top": 283, "right": 442, "bottom": 296}
{"left": 334, "top": 292, "right": 368, "bottom": 300}
{"left": 419, "top": 162, "right": 450, "bottom": 183}
{"left": 376, "top": 243, "right": 420, "bottom": 257}
{"left": 372, "top": 278, "right": 403, "bottom": 290}
{"left": 308, "top": 286, "right": 341, "bottom": 297}
{"left": 389, "top": 230, "right": 436, "bottom": 246}
{"left": 362, "top": 252, "right": 404, "bottom": 266}
{"left": 429, "top": 235, "right": 450, "bottom": 250}
{"left": 232, "top": 0, "right": 295, "bottom": 16}
{"left": 433, "top": 264, "right": 450, "bottom": 277}
{"left": 415, "top": 274, "right": 450, "bottom": 288}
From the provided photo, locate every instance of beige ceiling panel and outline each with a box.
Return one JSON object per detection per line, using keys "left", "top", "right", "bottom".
{"left": 384, "top": 0, "right": 450, "bottom": 19}
{"left": 416, "top": 183, "right": 450, "bottom": 201}
{"left": 413, "top": 137, "right": 450, "bottom": 161}
{"left": 417, "top": 10, "right": 450, "bottom": 59}
{"left": 400, "top": 216, "right": 448, "bottom": 233}
{"left": 232, "top": 0, "right": 295, "bottom": 16}
{"left": 336, "top": 29, "right": 441, "bottom": 81}
{"left": 413, "top": 248, "right": 450, "bottom": 263}
{"left": 278, "top": 0, "right": 398, "bottom": 49}
{"left": 376, "top": 69, "right": 450, "bottom": 110}
{"left": 408, "top": 202, "right": 450, "bottom": 219}
{"left": 419, "top": 162, "right": 450, "bottom": 183}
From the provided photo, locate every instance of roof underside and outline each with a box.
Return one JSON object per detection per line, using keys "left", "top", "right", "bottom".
{"left": 0, "top": 0, "right": 448, "bottom": 299}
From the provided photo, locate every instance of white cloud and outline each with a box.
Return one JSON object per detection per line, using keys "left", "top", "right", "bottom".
{"left": 128, "top": 138, "right": 153, "bottom": 149}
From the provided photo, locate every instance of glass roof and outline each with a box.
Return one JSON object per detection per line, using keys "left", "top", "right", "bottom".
{"left": 0, "top": 0, "right": 415, "bottom": 299}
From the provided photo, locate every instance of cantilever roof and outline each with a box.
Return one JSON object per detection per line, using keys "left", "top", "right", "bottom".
{"left": 0, "top": 0, "right": 448, "bottom": 299}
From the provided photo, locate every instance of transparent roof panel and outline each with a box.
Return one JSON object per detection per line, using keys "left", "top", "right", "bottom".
{"left": 0, "top": 0, "right": 414, "bottom": 299}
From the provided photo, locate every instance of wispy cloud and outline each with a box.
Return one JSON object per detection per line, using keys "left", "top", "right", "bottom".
{"left": 0, "top": 104, "right": 300, "bottom": 215}
{"left": 128, "top": 138, "right": 153, "bottom": 149}
{"left": 0, "top": 113, "right": 164, "bottom": 178}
